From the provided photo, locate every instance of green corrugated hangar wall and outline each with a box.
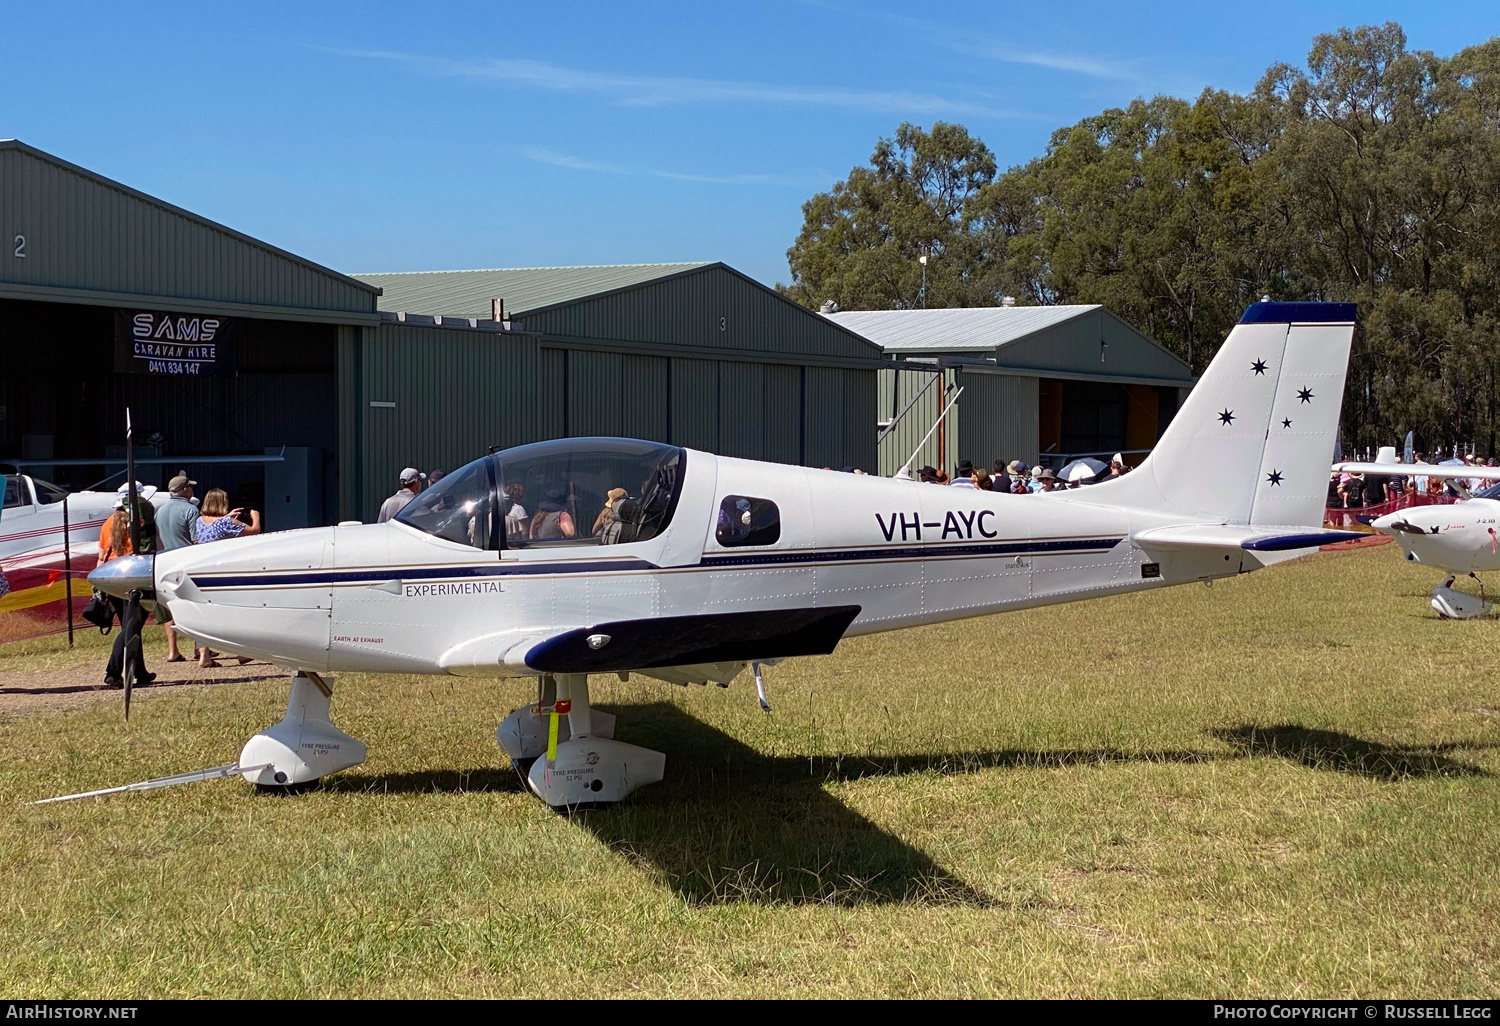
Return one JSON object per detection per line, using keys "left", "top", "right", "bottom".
{"left": 342, "top": 265, "right": 883, "bottom": 520}
{"left": 877, "top": 366, "right": 1039, "bottom": 477}
{"left": 518, "top": 265, "right": 879, "bottom": 472}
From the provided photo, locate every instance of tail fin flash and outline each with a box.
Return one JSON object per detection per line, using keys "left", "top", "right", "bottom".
{"left": 1114, "top": 302, "right": 1355, "bottom": 526}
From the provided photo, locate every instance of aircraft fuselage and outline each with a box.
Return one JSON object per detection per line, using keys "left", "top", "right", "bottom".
{"left": 152, "top": 452, "right": 1252, "bottom": 678}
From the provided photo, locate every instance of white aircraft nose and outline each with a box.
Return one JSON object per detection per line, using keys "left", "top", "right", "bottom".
{"left": 1370, "top": 513, "right": 1399, "bottom": 535}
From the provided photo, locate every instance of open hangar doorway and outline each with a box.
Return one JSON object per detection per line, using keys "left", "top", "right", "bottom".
{"left": 0, "top": 297, "right": 339, "bottom": 530}
{"left": 1040, "top": 378, "right": 1181, "bottom": 466}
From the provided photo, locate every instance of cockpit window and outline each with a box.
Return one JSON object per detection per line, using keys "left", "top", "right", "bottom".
{"left": 495, "top": 437, "right": 683, "bottom": 548}
{"left": 3, "top": 476, "right": 25, "bottom": 509}
{"left": 30, "top": 479, "right": 68, "bottom": 505}
{"left": 1477, "top": 481, "right": 1500, "bottom": 500}
{"left": 395, "top": 457, "right": 496, "bottom": 549}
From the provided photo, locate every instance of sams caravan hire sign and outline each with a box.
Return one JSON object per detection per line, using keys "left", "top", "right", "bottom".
{"left": 114, "top": 310, "right": 237, "bottom": 376}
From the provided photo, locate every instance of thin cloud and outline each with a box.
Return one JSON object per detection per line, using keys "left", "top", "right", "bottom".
{"left": 321, "top": 46, "right": 1036, "bottom": 120}
{"left": 522, "top": 147, "right": 804, "bottom": 188}
{"left": 522, "top": 147, "right": 629, "bottom": 175}
{"left": 961, "top": 43, "right": 1138, "bottom": 82}
{"left": 651, "top": 170, "right": 799, "bottom": 186}
{"left": 795, "top": 0, "right": 1151, "bottom": 85}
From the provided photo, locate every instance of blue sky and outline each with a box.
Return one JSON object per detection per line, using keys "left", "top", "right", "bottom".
{"left": 2, "top": 1, "right": 1496, "bottom": 287}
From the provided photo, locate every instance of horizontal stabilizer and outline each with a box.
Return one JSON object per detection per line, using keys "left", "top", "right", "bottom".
{"left": 1134, "top": 524, "right": 1366, "bottom": 552}
{"left": 1333, "top": 462, "right": 1500, "bottom": 482}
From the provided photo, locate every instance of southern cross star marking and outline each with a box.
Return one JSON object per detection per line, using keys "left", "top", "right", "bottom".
{"left": 1251, "top": 359, "right": 1267, "bottom": 375}
{"left": 1266, "top": 469, "right": 1284, "bottom": 487}
{"left": 1297, "top": 387, "right": 1315, "bottom": 403}
{"left": 1282, "top": 418, "right": 1293, "bottom": 429}
{"left": 1218, "top": 408, "right": 1236, "bottom": 425}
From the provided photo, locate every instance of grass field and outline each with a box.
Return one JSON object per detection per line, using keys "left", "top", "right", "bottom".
{"left": 1, "top": 543, "right": 1497, "bottom": 998}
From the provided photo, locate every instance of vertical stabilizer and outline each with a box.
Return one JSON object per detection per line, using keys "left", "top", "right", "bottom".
{"left": 1102, "top": 302, "right": 1356, "bottom": 526}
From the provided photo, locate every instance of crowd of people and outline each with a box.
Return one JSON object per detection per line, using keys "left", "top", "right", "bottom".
{"left": 94, "top": 473, "right": 263, "bottom": 688}
{"left": 1329, "top": 453, "right": 1499, "bottom": 519}
{"left": 378, "top": 465, "right": 646, "bottom": 546}
{"left": 915, "top": 454, "right": 1131, "bottom": 492}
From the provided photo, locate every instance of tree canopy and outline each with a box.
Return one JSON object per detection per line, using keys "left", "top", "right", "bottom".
{"left": 780, "top": 23, "right": 1500, "bottom": 456}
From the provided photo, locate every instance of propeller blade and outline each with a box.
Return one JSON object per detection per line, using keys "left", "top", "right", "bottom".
{"left": 124, "top": 407, "right": 142, "bottom": 556}
{"left": 121, "top": 591, "right": 144, "bottom": 721}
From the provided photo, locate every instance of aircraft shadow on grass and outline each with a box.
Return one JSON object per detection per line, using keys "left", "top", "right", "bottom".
{"left": 340, "top": 702, "right": 1225, "bottom": 908}
{"left": 1210, "top": 724, "right": 1490, "bottom": 781}
{"left": 0, "top": 674, "right": 274, "bottom": 697}
{"left": 278, "top": 709, "right": 1491, "bottom": 903}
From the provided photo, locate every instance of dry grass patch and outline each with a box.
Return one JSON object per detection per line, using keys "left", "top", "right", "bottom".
{"left": 0, "top": 544, "right": 1496, "bottom": 997}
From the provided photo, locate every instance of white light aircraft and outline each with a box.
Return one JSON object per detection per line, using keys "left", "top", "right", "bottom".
{"left": 0, "top": 474, "right": 158, "bottom": 633}
{"left": 84, "top": 302, "right": 1364, "bottom": 809}
{"left": 1331, "top": 450, "right": 1500, "bottom": 619}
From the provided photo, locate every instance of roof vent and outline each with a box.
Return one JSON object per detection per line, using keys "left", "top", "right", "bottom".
{"left": 1001, "top": 296, "right": 1016, "bottom": 307}
{"left": 396, "top": 311, "right": 407, "bottom": 323}
{"left": 819, "top": 300, "right": 839, "bottom": 314}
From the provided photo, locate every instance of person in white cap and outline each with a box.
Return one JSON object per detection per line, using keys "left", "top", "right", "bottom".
{"left": 378, "top": 468, "right": 424, "bottom": 523}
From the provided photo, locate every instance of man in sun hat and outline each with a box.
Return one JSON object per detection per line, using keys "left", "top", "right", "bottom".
{"left": 378, "top": 467, "right": 424, "bottom": 523}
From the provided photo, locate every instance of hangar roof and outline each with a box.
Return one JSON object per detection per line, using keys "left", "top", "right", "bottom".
{"left": 828, "top": 305, "right": 1103, "bottom": 351}
{"left": 355, "top": 262, "right": 715, "bottom": 319}
{"left": 0, "top": 139, "right": 380, "bottom": 323}
{"left": 828, "top": 305, "right": 1195, "bottom": 385}
{"left": 355, "top": 261, "right": 884, "bottom": 366}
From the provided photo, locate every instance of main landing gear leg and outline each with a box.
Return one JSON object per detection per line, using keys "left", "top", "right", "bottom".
{"left": 497, "top": 674, "right": 617, "bottom": 764}
{"left": 239, "top": 672, "right": 367, "bottom": 791}
{"left": 521, "top": 673, "right": 665, "bottom": 811}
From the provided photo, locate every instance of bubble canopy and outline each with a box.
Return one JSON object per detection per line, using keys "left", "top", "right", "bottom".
{"left": 395, "top": 438, "right": 685, "bottom": 551}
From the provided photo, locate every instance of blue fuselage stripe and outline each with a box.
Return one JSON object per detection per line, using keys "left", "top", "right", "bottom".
{"left": 189, "top": 537, "right": 1125, "bottom": 590}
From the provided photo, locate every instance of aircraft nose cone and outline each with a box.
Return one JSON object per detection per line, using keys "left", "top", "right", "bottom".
{"left": 1370, "top": 512, "right": 1399, "bottom": 535}
{"left": 88, "top": 553, "right": 155, "bottom": 600}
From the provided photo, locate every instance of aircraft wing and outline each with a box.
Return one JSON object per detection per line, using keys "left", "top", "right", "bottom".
{"left": 1333, "top": 462, "right": 1500, "bottom": 481}
{"left": 439, "top": 606, "right": 861, "bottom": 678}
{"left": 1133, "top": 524, "right": 1366, "bottom": 551}
{"left": 522, "top": 607, "right": 862, "bottom": 674}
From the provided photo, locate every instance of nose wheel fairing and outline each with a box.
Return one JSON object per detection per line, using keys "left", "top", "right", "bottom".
{"left": 1432, "top": 576, "right": 1494, "bottom": 620}
{"left": 239, "top": 673, "right": 367, "bottom": 787}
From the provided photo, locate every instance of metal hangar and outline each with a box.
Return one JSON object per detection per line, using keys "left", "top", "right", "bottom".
{"left": 826, "top": 306, "right": 1197, "bottom": 476}
{"left": 0, "top": 141, "right": 885, "bottom": 524}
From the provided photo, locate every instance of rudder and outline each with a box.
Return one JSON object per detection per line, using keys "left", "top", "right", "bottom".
{"left": 1104, "top": 302, "right": 1355, "bottom": 526}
